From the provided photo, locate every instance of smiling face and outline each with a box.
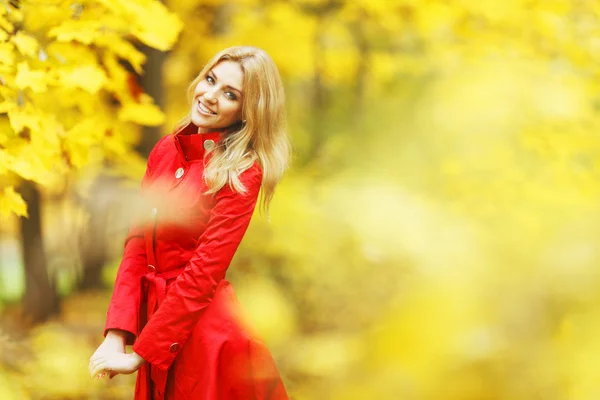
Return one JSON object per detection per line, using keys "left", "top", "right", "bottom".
{"left": 190, "top": 60, "right": 244, "bottom": 133}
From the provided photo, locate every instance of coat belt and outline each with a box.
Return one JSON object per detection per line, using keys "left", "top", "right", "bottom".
{"left": 139, "top": 265, "right": 186, "bottom": 400}
{"left": 142, "top": 267, "right": 185, "bottom": 319}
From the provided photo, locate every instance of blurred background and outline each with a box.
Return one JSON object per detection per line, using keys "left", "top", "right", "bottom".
{"left": 1, "top": 0, "right": 600, "bottom": 399}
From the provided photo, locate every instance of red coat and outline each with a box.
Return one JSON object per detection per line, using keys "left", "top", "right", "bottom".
{"left": 104, "top": 123, "right": 288, "bottom": 400}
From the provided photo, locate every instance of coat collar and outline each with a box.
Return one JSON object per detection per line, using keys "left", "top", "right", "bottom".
{"left": 173, "top": 122, "right": 225, "bottom": 162}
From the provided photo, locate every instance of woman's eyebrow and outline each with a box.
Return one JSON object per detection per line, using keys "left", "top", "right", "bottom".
{"left": 211, "top": 70, "right": 243, "bottom": 95}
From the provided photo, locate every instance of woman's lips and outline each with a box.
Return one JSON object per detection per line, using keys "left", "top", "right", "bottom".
{"left": 197, "top": 100, "right": 216, "bottom": 116}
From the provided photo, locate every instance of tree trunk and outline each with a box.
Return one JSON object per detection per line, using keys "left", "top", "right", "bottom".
{"left": 306, "top": 13, "right": 327, "bottom": 165}
{"left": 137, "top": 44, "right": 167, "bottom": 158}
{"left": 350, "top": 15, "right": 368, "bottom": 128}
{"left": 297, "top": 0, "right": 343, "bottom": 166}
{"left": 19, "top": 180, "right": 59, "bottom": 324}
{"left": 78, "top": 42, "right": 166, "bottom": 290}
{"left": 77, "top": 174, "right": 113, "bottom": 290}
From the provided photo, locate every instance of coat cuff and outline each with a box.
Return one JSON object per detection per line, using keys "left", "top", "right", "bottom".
{"left": 104, "top": 304, "right": 139, "bottom": 346}
{"left": 131, "top": 302, "right": 183, "bottom": 371}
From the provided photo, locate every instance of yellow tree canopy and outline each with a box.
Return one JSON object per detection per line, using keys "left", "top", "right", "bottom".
{"left": 0, "top": 0, "right": 183, "bottom": 217}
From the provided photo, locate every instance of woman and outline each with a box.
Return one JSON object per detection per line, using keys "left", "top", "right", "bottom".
{"left": 88, "top": 46, "right": 290, "bottom": 400}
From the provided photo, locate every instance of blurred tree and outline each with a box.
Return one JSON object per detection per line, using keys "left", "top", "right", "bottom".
{"left": 18, "top": 180, "right": 56, "bottom": 323}
{"left": 0, "top": 0, "right": 182, "bottom": 320}
{"left": 78, "top": 38, "right": 168, "bottom": 290}
{"left": 0, "top": 0, "right": 182, "bottom": 212}
{"left": 294, "top": 0, "right": 344, "bottom": 164}
{"left": 77, "top": 174, "right": 114, "bottom": 290}
{"left": 137, "top": 41, "right": 167, "bottom": 158}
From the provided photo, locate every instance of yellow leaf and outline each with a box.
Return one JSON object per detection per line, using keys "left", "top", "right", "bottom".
{"left": 94, "top": 34, "right": 146, "bottom": 74}
{"left": 0, "top": 42, "right": 15, "bottom": 66}
{"left": 63, "top": 118, "right": 106, "bottom": 168}
{"left": 63, "top": 140, "right": 90, "bottom": 168}
{"left": 45, "top": 41, "right": 98, "bottom": 65}
{"left": 15, "top": 61, "right": 47, "bottom": 92}
{"left": 132, "top": 17, "right": 183, "bottom": 51}
{"left": 8, "top": 103, "right": 41, "bottom": 133}
{"left": 58, "top": 65, "right": 107, "bottom": 94}
{"left": 102, "top": 52, "right": 129, "bottom": 94}
{"left": 5, "top": 140, "right": 55, "bottom": 184}
{"left": 11, "top": 31, "right": 39, "bottom": 58}
{"left": 118, "top": 95, "right": 165, "bottom": 126}
{"left": 0, "top": 100, "right": 16, "bottom": 114}
{"left": 104, "top": 0, "right": 183, "bottom": 51}
{"left": 0, "top": 148, "right": 8, "bottom": 175}
{"left": 65, "top": 118, "right": 106, "bottom": 145}
{"left": 0, "top": 14, "right": 13, "bottom": 33}
{"left": 48, "top": 20, "right": 100, "bottom": 44}
{"left": 0, "top": 186, "right": 28, "bottom": 217}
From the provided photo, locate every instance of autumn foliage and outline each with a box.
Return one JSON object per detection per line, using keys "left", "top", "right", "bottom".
{"left": 0, "top": 0, "right": 182, "bottom": 216}
{"left": 2, "top": 1, "right": 600, "bottom": 399}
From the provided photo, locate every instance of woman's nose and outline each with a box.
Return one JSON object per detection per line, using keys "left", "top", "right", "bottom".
{"left": 203, "top": 89, "right": 217, "bottom": 103}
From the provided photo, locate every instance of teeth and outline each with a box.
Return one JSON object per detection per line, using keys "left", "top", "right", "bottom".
{"left": 198, "top": 101, "right": 215, "bottom": 115}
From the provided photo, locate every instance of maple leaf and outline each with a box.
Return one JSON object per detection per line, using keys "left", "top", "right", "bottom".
{"left": 15, "top": 61, "right": 47, "bottom": 92}
{"left": 0, "top": 42, "right": 15, "bottom": 66}
{"left": 0, "top": 186, "right": 28, "bottom": 217}
{"left": 57, "top": 65, "right": 107, "bottom": 94}
{"left": 11, "top": 31, "right": 39, "bottom": 58}
{"left": 118, "top": 98, "right": 165, "bottom": 126}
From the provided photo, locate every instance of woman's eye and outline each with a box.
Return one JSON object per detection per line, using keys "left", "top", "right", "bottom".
{"left": 225, "top": 92, "right": 237, "bottom": 100}
{"left": 206, "top": 76, "right": 215, "bottom": 84}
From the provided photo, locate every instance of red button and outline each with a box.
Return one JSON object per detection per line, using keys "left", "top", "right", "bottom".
{"left": 169, "top": 343, "right": 180, "bottom": 353}
{"left": 148, "top": 265, "right": 156, "bottom": 272}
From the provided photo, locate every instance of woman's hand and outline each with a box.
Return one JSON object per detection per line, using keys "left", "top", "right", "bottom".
{"left": 89, "top": 351, "right": 145, "bottom": 379}
{"left": 93, "top": 331, "right": 126, "bottom": 355}
{"left": 89, "top": 330, "right": 128, "bottom": 379}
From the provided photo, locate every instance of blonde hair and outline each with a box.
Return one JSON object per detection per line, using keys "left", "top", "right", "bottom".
{"left": 173, "top": 46, "right": 291, "bottom": 215}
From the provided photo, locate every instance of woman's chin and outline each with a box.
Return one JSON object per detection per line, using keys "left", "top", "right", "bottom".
{"left": 190, "top": 114, "right": 210, "bottom": 129}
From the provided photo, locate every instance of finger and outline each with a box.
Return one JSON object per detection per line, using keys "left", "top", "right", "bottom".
{"left": 90, "top": 347, "right": 106, "bottom": 359}
{"left": 95, "top": 368, "right": 110, "bottom": 379}
{"left": 89, "top": 357, "right": 104, "bottom": 375}
{"left": 88, "top": 352, "right": 99, "bottom": 367}
{"left": 90, "top": 353, "right": 106, "bottom": 363}
{"left": 93, "top": 369, "right": 105, "bottom": 380}
{"left": 90, "top": 362, "right": 108, "bottom": 378}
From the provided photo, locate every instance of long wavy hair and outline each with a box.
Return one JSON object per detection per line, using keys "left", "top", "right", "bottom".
{"left": 173, "top": 46, "right": 290, "bottom": 215}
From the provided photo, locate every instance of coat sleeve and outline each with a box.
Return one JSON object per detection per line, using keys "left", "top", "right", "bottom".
{"left": 132, "top": 162, "right": 263, "bottom": 370}
{"left": 103, "top": 135, "right": 167, "bottom": 345}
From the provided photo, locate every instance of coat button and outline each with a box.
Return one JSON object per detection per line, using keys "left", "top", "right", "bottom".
{"left": 203, "top": 139, "right": 215, "bottom": 151}
{"left": 150, "top": 207, "right": 157, "bottom": 219}
{"left": 147, "top": 265, "right": 156, "bottom": 272}
{"left": 175, "top": 167, "right": 184, "bottom": 179}
{"left": 169, "top": 343, "right": 180, "bottom": 353}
